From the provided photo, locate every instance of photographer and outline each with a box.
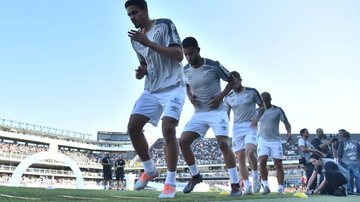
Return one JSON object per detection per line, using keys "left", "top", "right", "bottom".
{"left": 311, "top": 128, "right": 334, "bottom": 159}
{"left": 307, "top": 153, "right": 349, "bottom": 196}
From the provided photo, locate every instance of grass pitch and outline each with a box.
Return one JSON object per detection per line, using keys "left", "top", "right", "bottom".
{"left": 0, "top": 186, "right": 359, "bottom": 202}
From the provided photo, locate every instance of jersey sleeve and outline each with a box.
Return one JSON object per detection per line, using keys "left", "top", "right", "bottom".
{"left": 163, "top": 19, "right": 181, "bottom": 47}
{"left": 279, "top": 107, "right": 288, "bottom": 122}
{"left": 215, "top": 61, "right": 232, "bottom": 82}
{"left": 298, "top": 138, "right": 305, "bottom": 146}
{"left": 253, "top": 89, "right": 263, "bottom": 106}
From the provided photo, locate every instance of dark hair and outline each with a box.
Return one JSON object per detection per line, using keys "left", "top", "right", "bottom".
{"left": 182, "top": 37, "right": 198, "bottom": 49}
{"left": 125, "top": 0, "right": 147, "bottom": 10}
{"left": 343, "top": 131, "right": 350, "bottom": 138}
{"left": 310, "top": 153, "right": 321, "bottom": 160}
{"left": 231, "top": 71, "right": 241, "bottom": 79}
{"left": 300, "top": 128, "right": 307, "bottom": 136}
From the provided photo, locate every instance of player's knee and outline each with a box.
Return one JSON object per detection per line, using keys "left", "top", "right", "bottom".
{"left": 179, "top": 137, "right": 189, "bottom": 148}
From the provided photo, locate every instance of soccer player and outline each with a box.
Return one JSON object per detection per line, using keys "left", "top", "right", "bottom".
{"left": 179, "top": 37, "right": 241, "bottom": 197}
{"left": 125, "top": 0, "right": 186, "bottom": 198}
{"left": 115, "top": 156, "right": 126, "bottom": 190}
{"left": 257, "top": 92, "right": 291, "bottom": 194}
{"left": 101, "top": 152, "right": 113, "bottom": 190}
{"left": 224, "top": 71, "right": 265, "bottom": 195}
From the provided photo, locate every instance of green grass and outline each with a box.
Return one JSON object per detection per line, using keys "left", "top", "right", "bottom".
{"left": 0, "top": 186, "right": 358, "bottom": 202}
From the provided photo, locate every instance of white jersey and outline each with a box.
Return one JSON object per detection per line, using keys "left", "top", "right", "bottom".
{"left": 258, "top": 105, "right": 288, "bottom": 142}
{"left": 131, "top": 18, "right": 185, "bottom": 93}
{"left": 184, "top": 58, "right": 232, "bottom": 112}
{"left": 224, "top": 87, "right": 263, "bottom": 124}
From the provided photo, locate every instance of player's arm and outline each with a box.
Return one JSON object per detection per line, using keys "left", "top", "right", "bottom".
{"left": 251, "top": 102, "right": 265, "bottom": 128}
{"left": 128, "top": 30, "right": 183, "bottom": 62}
{"left": 282, "top": 119, "right": 292, "bottom": 141}
{"left": 306, "top": 169, "right": 318, "bottom": 191}
{"left": 209, "top": 75, "right": 235, "bottom": 109}
{"left": 186, "top": 84, "right": 197, "bottom": 106}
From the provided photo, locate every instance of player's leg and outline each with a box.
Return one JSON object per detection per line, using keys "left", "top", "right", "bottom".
{"left": 257, "top": 137, "right": 270, "bottom": 194}
{"left": 274, "top": 159, "right": 285, "bottom": 194}
{"left": 216, "top": 135, "right": 241, "bottom": 197}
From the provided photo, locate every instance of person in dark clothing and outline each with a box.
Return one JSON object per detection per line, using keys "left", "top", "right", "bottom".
{"left": 101, "top": 152, "right": 113, "bottom": 189}
{"left": 311, "top": 128, "right": 334, "bottom": 159}
{"left": 337, "top": 131, "right": 360, "bottom": 194}
{"left": 307, "top": 153, "right": 349, "bottom": 196}
{"left": 115, "top": 156, "right": 126, "bottom": 190}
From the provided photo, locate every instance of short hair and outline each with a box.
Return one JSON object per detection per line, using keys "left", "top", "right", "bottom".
{"left": 231, "top": 71, "right": 241, "bottom": 79}
{"left": 300, "top": 128, "right": 307, "bottom": 136}
{"left": 310, "top": 153, "right": 321, "bottom": 160}
{"left": 125, "top": 0, "right": 147, "bottom": 10}
{"left": 343, "top": 131, "right": 351, "bottom": 138}
{"left": 182, "top": 37, "right": 198, "bottom": 49}
{"left": 338, "top": 129, "right": 347, "bottom": 133}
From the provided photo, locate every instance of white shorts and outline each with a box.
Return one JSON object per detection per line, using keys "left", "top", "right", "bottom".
{"left": 131, "top": 86, "right": 186, "bottom": 126}
{"left": 232, "top": 122, "right": 257, "bottom": 152}
{"left": 257, "top": 137, "right": 284, "bottom": 159}
{"left": 182, "top": 109, "right": 229, "bottom": 137}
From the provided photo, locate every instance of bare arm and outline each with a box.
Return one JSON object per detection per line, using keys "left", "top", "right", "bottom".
{"left": 283, "top": 119, "right": 292, "bottom": 141}
{"left": 209, "top": 76, "right": 235, "bottom": 109}
{"left": 306, "top": 170, "right": 318, "bottom": 190}
{"left": 128, "top": 30, "right": 183, "bottom": 62}
{"left": 186, "top": 84, "right": 197, "bottom": 106}
{"left": 251, "top": 102, "right": 265, "bottom": 128}
{"left": 315, "top": 176, "right": 327, "bottom": 194}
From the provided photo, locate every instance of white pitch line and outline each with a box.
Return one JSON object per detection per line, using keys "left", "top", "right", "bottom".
{"left": 0, "top": 194, "right": 41, "bottom": 200}
{"left": 61, "top": 195, "right": 105, "bottom": 200}
{"left": 111, "top": 195, "right": 157, "bottom": 200}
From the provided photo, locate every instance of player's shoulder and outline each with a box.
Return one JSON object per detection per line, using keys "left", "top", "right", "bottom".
{"left": 204, "top": 58, "right": 220, "bottom": 67}
{"left": 225, "top": 90, "right": 236, "bottom": 98}
{"left": 184, "top": 63, "right": 191, "bottom": 70}
{"left": 244, "top": 87, "right": 259, "bottom": 94}
{"left": 155, "top": 18, "right": 174, "bottom": 26}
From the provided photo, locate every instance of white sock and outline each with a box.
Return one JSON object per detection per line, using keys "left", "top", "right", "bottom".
{"left": 188, "top": 164, "right": 199, "bottom": 176}
{"left": 262, "top": 180, "right": 269, "bottom": 187}
{"left": 278, "top": 185, "right": 284, "bottom": 190}
{"left": 165, "top": 171, "right": 176, "bottom": 186}
{"left": 227, "top": 167, "right": 239, "bottom": 184}
{"left": 244, "top": 179, "right": 251, "bottom": 189}
{"left": 252, "top": 170, "right": 259, "bottom": 180}
{"left": 143, "top": 159, "right": 155, "bottom": 173}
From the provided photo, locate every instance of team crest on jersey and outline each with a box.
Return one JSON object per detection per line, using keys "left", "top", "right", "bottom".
{"left": 153, "top": 30, "right": 161, "bottom": 41}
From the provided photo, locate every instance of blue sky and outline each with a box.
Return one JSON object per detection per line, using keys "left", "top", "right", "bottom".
{"left": 1, "top": 0, "right": 359, "bottom": 139}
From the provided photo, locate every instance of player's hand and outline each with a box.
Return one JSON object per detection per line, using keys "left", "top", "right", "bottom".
{"left": 190, "top": 95, "right": 198, "bottom": 106}
{"left": 208, "top": 96, "right": 221, "bottom": 109}
{"left": 251, "top": 119, "right": 258, "bottom": 128}
{"left": 287, "top": 133, "right": 292, "bottom": 142}
{"left": 128, "top": 30, "right": 151, "bottom": 47}
{"left": 135, "top": 64, "right": 147, "bottom": 79}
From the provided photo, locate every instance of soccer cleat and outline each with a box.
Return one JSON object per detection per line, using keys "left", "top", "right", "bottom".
{"left": 183, "top": 173, "right": 203, "bottom": 193}
{"left": 253, "top": 178, "right": 261, "bottom": 193}
{"left": 134, "top": 170, "right": 159, "bottom": 190}
{"left": 230, "top": 183, "right": 242, "bottom": 197}
{"left": 278, "top": 187, "right": 285, "bottom": 195}
{"left": 159, "top": 184, "right": 176, "bottom": 198}
{"left": 262, "top": 186, "right": 271, "bottom": 195}
{"left": 242, "top": 186, "right": 253, "bottom": 195}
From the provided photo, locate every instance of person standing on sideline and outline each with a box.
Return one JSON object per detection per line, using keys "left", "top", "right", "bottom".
{"left": 224, "top": 71, "right": 265, "bottom": 195}
{"left": 311, "top": 128, "right": 334, "bottom": 159}
{"left": 101, "top": 152, "right": 113, "bottom": 190}
{"left": 179, "top": 37, "right": 241, "bottom": 197}
{"left": 337, "top": 131, "right": 360, "bottom": 194}
{"left": 257, "top": 92, "right": 292, "bottom": 194}
{"left": 307, "top": 153, "right": 349, "bottom": 196}
{"left": 115, "top": 156, "right": 126, "bottom": 190}
{"left": 125, "top": 0, "right": 186, "bottom": 198}
{"left": 298, "top": 128, "right": 324, "bottom": 191}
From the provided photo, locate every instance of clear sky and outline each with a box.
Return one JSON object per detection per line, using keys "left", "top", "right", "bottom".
{"left": 1, "top": 0, "right": 359, "bottom": 140}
